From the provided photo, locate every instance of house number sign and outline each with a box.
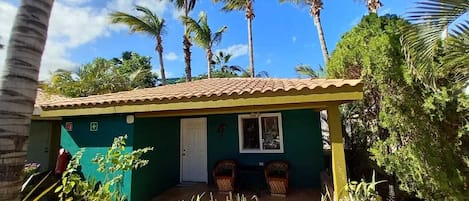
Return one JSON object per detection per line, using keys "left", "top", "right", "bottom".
{"left": 90, "top": 122, "right": 98, "bottom": 131}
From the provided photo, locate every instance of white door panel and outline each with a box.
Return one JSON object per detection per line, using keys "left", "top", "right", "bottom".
{"left": 181, "top": 118, "right": 207, "bottom": 182}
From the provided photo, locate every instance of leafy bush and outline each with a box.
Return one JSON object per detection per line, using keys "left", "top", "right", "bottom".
{"left": 321, "top": 172, "right": 385, "bottom": 201}
{"left": 55, "top": 135, "right": 153, "bottom": 201}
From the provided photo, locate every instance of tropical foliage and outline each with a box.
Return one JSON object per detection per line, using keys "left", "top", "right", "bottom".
{"left": 213, "top": 0, "right": 256, "bottom": 77}
{"left": 44, "top": 52, "right": 157, "bottom": 97}
{"left": 0, "top": 0, "right": 54, "bottom": 200}
{"left": 109, "top": 5, "right": 168, "bottom": 85}
{"left": 295, "top": 64, "right": 325, "bottom": 78}
{"left": 328, "top": 9, "right": 468, "bottom": 200}
{"left": 55, "top": 135, "right": 153, "bottom": 201}
{"left": 182, "top": 12, "right": 227, "bottom": 78}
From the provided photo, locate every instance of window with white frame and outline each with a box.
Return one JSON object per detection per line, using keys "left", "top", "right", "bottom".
{"left": 238, "top": 113, "right": 284, "bottom": 153}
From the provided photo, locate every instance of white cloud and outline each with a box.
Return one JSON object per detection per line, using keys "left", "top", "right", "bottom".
{"left": 292, "top": 36, "right": 297, "bottom": 43}
{"left": 0, "top": 0, "right": 172, "bottom": 80}
{"left": 106, "top": 0, "right": 170, "bottom": 16}
{"left": 216, "top": 44, "right": 249, "bottom": 59}
{"left": 172, "top": 8, "right": 184, "bottom": 21}
{"left": 164, "top": 52, "right": 178, "bottom": 61}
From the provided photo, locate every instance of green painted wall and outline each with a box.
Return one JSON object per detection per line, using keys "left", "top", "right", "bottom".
{"left": 61, "top": 114, "right": 134, "bottom": 200}
{"left": 207, "top": 109, "right": 325, "bottom": 188}
{"left": 131, "top": 117, "right": 180, "bottom": 201}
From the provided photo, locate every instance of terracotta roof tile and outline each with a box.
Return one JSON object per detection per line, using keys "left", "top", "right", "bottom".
{"left": 35, "top": 89, "right": 70, "bottom": 107}
{"left": 41, "top": 78, "right": 362, "bottom": 109}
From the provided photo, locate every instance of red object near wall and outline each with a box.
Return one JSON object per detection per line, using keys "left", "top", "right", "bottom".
{"left": 55, "top": 148, "right": 70, "bottom": 175}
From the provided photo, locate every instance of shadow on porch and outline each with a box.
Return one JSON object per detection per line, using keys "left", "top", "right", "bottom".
{"left": 151, "top": 183, "right": 321, "bottom": 201}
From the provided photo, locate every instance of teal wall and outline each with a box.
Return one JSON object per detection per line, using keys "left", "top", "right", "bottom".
{"left": 61, "top": 109, "right": 324, "bottom": 201}
{"left": 131, "top": 117, "right": 180, "bottom": 201}
{"left": 207, "top": 109, "right": 325, "bottom": 188}
{"left": 61, "top": 114, "right": 134, "bottom": 200}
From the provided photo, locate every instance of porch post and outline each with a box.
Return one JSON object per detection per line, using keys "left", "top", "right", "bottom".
{"left": 327, "top": 104, "right": 347, "bottom": 201}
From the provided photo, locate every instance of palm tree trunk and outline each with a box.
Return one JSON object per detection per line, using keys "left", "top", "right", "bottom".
{"left": 156, "top": 35, "right": 166, "bottom": 85}
{"left": 246, "top": 1, "right": 255, "bottom": 78}
{"left": 183, "top": 0, "right": 192, "bottom": 82}
{"left": 0, "top": 0, "right": 54, "bottom": 200}
{"left": 247, "top": 17, "right": 255, "bottom": 78}
{"left": 183, "top": 35, "right": 192, "bottom": 82}
{"left": 207, "top": 48, "right": 213, "bottom": 79}
{"left": 313, "top": 14, "right": 329, "bottom": 64}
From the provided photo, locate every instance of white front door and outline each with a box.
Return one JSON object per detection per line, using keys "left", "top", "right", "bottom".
{"left": 180, "top": 118, "right": 207, "bottom": 182}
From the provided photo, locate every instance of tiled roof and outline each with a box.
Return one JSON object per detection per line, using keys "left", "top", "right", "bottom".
{"left": 35, "top": 89, "right": 69, "bottom": 107}
{"left": 41, "top": 78, "right": 362, "bottom": 109}
{"left": 34, "top": 89, "right": 70, "bottom": 115}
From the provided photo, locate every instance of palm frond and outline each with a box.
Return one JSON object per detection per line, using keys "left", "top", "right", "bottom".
{"left": 402, "top": 0, "right": 469, "bottom": 84}
{"left": 255, "top": 70, "right": 269, "bottom": 78}
{"left": 213, "top": 0, "right": 251, "bottom": 11}
{"left": 211, "top": 26, "right": 228, "bottom": 47}
{"left": 183, "top": 12, "right": 227, "bottom": 50}
{"left": 443, "top": 20, "right": 469, "bottom": 83}
{"left": 295, "top": 64, "right": 318, "bottom": 78}
{"left": 181, "top": 14, "right": 210, "bottom": 49}
{"left": 109, "top": 6, "right": 165, "bottom": 38}
{"left": 169, "top": 0, "right": 197, "bottom": 12}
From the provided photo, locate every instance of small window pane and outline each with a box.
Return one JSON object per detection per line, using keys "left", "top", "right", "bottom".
{"left": 261, "top": 116, "right": 281, "bottom": 150}
{"left": 242, "top": 118, "right": 260, "bottom": 149}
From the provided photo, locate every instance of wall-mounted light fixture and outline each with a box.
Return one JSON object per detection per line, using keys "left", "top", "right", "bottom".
{"left": 217, "top": 123, "right": 226, "bottom": 136}
{"left": 126, "top": 115, "right": 134, "bottom": 124}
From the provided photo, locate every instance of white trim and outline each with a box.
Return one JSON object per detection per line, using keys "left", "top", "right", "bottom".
{"left": 238, "top": 113, "right": 284, "bottom": 154}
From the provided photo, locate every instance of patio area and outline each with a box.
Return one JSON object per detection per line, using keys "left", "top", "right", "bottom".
{"left": 151, "top": 183, "right": 322, "bottom": 201}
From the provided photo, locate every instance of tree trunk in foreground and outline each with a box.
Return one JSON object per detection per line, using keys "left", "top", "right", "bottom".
{"left": 0, "top": 0, "right": 54, "bottom": 200}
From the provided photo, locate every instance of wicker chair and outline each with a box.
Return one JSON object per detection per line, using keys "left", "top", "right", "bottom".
{"left": 213, "top": 160, "right": 237, "bottom": 192}
{"left": 264, "top": 160, "right": 289, "bottom": 196}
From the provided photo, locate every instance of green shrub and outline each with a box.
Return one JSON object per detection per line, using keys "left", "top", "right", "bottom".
{"left": 55, "top": 135, "right": 153, "bottom": 201}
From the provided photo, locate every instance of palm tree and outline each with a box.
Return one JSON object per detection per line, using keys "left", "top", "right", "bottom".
{"left": 212, "top": 51, "right": 233, "bottom": 71}
{"left": 183, "top": 12, "right": 227, "bottom": 78}
{"left": 402, "top": 0, "right": 469, "bottom": 86}
{"left": 110, "top": 5, "right": 168, "bottom": 85}
{"left": 213, "top": 0, "right": 256, "bottom": 78}
{"left": 169, "top": 0, "right": 197, "bottom": 82}
{"left": 355, "top": 0, "right": 382, "bottom": 13}
{"left": 0, "top": 0, "right": 54, "bottom": 200}
{"left": 280, "top": 0, "right": 329, "bottom": 64}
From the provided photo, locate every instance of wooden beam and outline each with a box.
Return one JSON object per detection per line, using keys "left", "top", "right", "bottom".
{"left": 327, "top": 104, "right": 347, "bottom": 201}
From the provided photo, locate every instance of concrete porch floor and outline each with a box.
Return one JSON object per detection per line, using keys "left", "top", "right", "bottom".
{"left": 151, "top": 184, "right": 321, "bottom": 201}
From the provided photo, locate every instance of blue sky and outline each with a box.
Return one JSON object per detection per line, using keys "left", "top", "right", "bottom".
{"left": 0, "top": 0, "right": 418, "bottom": 80}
